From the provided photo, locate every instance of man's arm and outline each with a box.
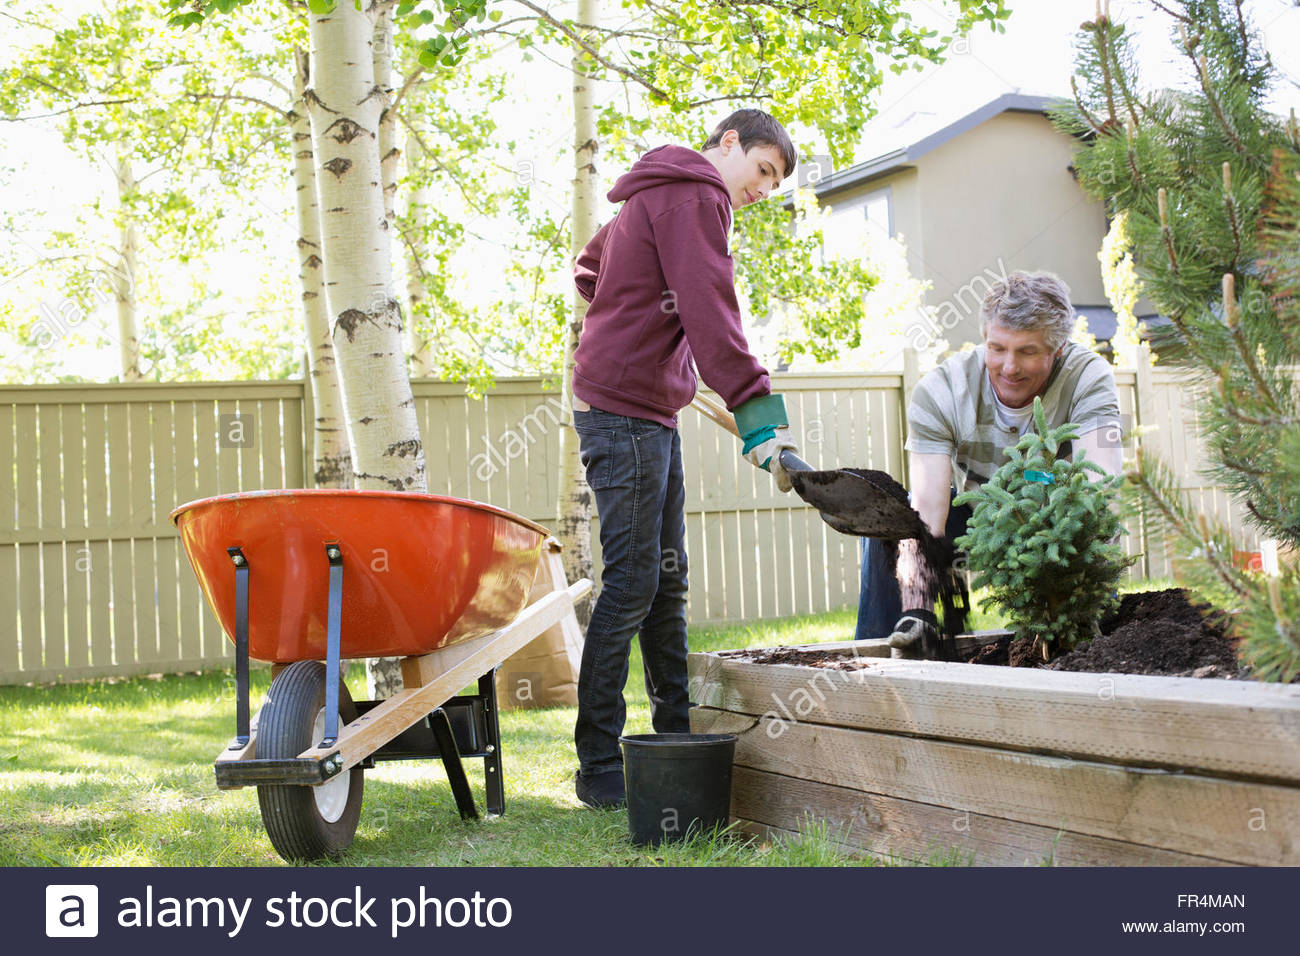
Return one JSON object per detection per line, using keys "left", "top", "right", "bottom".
{"left": 896, "top": 452, "right": 952, "bottom": 610}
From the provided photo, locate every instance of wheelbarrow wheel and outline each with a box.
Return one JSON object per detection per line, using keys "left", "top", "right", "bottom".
{"left": 256, "top": 660, "right": 364, "bottom": 861}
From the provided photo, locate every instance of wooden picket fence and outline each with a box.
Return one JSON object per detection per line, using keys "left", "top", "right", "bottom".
{"left": 0, "top": 352, "right": 1265, "bottom": 684}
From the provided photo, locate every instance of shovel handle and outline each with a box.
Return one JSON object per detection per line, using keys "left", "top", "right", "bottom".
{"left": 690, "top": 392, "right": 740, "bottom": 437}
{"left": 690, "top": 392, "right": 812, "bottom": 473}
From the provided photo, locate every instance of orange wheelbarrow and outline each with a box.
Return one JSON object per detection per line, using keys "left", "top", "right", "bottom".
{"left": 171, "top": 489, "right": 591, "bottom": 862}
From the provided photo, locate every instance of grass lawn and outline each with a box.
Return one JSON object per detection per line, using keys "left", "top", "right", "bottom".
{"left": 3, "top": 606, "right": 977, "bottom": 867}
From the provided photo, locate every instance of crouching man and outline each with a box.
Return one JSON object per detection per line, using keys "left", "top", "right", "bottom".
{"left": 856, "top": 271, "right": 1125, "bottom": 655}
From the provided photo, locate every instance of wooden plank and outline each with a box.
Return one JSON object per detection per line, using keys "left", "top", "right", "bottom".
{"left": 171, "top": 401, "right": 202, "bottom": 665}
{"left": 441, "top": 392, "right": 469, "bottom": 498}
{"left": 13, "top": 405, "right": 38, "bottom": 529}
{"left": 719, "top": 509, "right": 742, "bottom": 621}
{"left": 215, "top": 398, "right": 240, "bottom": 495}
{"left": 772, "top": 507, "right": 795, "bottom": 618}
{"left": 464, "top": 393, "right": 492, "bottom": 503}
{"left": 790, "top": 505, "right": 815, "bottom": 614}
{"left": 106, "top": 402, "right": 135, "bottom": 669}
{"left": 0, "top": 403, "right": 14, "bottom": 534}
{"left": 130, "top": 402, "right": 159, "bottom": 663}
{"left": 726, "top": 765, "right": 1229, "bottom": 867}
{"left": 150, "top": 402, "right": 179, "bottom": 664}
{"left": 60, "top": 403, "right": 90, "bottom": 672}
{"left": 324, "top": 581, "right": 591, "bottom": 770}
{"left": 703, "top": 511, "right": 724, "bottom": 621}
{"left": 684, "top": 512, "right": 706, "bottom": 624}
{"left": 691, "top": 706, "right": 1300, "bottom": 865}
{"left": 82, "top": 404, "right": 113, "bottom": 671}
{"left": 39, "top": 405, "right": 66, "bottom": 671}
{"left": 0, "top": 401, "right": 15, "bottom": 676}
{"left": 14, "top": 404, "right": 40, "bottom": 674}
{"left": 259, "top": 395, "right": 285, "bottom": 488}
{"left": 686, "top": 653, "right": 1300, "bottom": 783}
{"left": 738, "top": 508, "right": 759, "bottom": 623}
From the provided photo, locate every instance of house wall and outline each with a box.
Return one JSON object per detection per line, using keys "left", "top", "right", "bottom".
{"left": 911, "top": 110, "right": 1110, "bottom": 344}
{"left": 819, "top": 111, "right": 1111, "bottom": 350}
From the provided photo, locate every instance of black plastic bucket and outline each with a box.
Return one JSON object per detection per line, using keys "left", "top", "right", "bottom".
{"left": 619, "top": 732, "right": 737, "bottom": 846}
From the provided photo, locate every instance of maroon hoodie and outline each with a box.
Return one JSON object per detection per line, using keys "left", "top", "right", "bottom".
{"left": 572, "top": 145, "right": 771, "bottom": 427}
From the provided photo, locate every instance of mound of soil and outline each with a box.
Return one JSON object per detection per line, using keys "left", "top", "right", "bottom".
{"left": 967, "top": 589, "right": 1240, "bottom": 678}
{"left": 1049, "top": 589, "right": 1240, "bottom": 678}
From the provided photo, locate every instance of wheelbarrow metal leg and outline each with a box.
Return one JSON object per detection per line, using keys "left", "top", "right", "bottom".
{"left": 429, "top": 707, "right": 478, "bottom": 820}
{"left": 227, "top": 547, "right": 251, "bottom": 750}
{"left": 479, "top": 669, "right": 504, "bottom": 815}
{"left": 321, "top": 543, "right": 344, "bottom": 747}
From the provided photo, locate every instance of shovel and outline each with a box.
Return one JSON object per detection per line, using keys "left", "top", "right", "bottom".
{"left": 689, "top": 392, "right": 928, "bottom": 541}
{"left": 690, "top": 391, "right": 969, "bottom": 654}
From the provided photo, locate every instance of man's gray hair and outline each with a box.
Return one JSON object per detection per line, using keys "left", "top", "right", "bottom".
{"left": 980, "top": 271, "right": 1074, "bottom": 352}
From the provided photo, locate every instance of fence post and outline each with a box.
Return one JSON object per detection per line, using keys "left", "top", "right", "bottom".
{"left": 300, "top": 354, "right": 314, "bottom": 489}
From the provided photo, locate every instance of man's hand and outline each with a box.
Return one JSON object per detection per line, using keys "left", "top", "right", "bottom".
{"left": 744, "top": 426, "right": 798, "bottom": 493}
{"left": 887, "top": 609, "right": 939, "bottom": 659}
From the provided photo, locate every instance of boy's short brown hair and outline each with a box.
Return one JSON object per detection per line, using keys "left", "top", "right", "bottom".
{"left": 702, "top": 109, "right": 796, "bottom": 181}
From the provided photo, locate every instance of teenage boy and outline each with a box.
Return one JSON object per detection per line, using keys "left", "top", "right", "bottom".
{"left": 570, "top": 109, "right": 799, "bottom": 807}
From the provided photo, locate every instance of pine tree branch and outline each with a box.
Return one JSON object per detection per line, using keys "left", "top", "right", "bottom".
{"left": 1128, "top": 456, "right": 1249, "bottom": 598}
{"left": 1091, "top": 17, "right": 1119, "bottom": 126}
{"left": 1070, "top": 76, "right": 1108, "bottom": 135}
{"left": 1195, "top": 53, "right": 1247, "bottom": 155}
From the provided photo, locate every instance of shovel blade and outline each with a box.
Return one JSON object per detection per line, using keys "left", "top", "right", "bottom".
{"left": 788, "top": 467, "right": 928, "bottom": 540}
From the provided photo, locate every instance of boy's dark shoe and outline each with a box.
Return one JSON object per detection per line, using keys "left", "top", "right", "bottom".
{"left": 575, "top": 769, "right": 626, "bottom": 809}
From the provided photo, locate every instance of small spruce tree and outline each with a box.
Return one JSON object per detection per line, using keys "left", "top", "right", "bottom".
{"left": 954, "top": 399, "right": 1133, "bottom": 659}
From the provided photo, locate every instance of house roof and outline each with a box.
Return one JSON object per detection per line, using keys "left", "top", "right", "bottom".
{"left": 811, "top": 92, "right": 1064, "bottom": 198}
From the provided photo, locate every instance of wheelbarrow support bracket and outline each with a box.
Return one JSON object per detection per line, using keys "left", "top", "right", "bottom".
{"left": 321, "top": 543, "right": 344, "bottom": 748}
{"left": 228, "top": 547, "right": 251, "bottom": 750}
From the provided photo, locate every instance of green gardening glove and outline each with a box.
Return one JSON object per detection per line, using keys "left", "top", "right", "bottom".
{"left": 734, "top": 394, "right": 799, "bottom": 494}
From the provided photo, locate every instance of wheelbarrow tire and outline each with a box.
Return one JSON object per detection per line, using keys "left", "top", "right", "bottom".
{"left": 256, "top": 661, "right": 364, "bottom": 862}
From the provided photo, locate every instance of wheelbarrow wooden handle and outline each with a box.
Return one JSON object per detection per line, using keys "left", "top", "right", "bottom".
{"left": 690, "top": 392, "right": 812, "bottom": 472}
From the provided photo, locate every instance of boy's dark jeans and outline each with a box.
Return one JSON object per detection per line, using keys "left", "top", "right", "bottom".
{"left": 855, "top": 489, "right": 971, "bottom": 641}
{"left": 573, "top": 407, "right": 691, "bottom": 776}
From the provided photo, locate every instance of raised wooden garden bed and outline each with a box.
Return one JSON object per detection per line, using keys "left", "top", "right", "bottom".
{"left": 687, "top": 638, "right": 1300, "bottom": 866}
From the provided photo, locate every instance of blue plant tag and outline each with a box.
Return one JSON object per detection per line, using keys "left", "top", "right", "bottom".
{"left": 1025, "top": 469, "right": 1055, "bottom": 484}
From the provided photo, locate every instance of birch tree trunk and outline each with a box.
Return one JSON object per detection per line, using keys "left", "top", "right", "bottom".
{"left": 292, "top": 47, "right": 352, "bottom": 489}
{"left": 403, "top": 129, "right": 439, "bottom": 378}
{"left": 112, "top": 154, "right": 141, "bottom": 381}
{"left": 367, "top": 3, "right": 405, "bottom": 698}
{"left": 372, "top": 4, "right": 400, "bottom": 230}
{"left": 308, "top": 1, "right": 422, "bottom": 699}
{"left": 555, "top": 0, "right": 600, "bottom": 626}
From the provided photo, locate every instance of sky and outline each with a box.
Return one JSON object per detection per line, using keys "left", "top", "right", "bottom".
{"left": 3, "top": 0, "right": 1300, "bottom": 379}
